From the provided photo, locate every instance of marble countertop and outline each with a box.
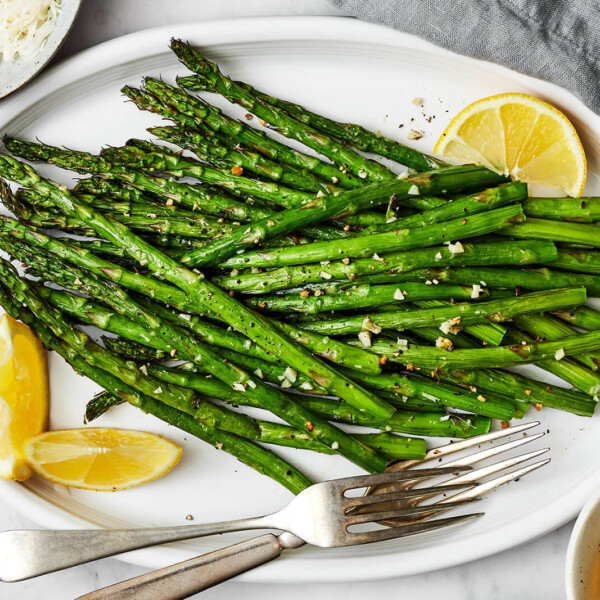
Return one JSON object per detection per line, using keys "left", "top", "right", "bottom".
{"left": 0, "top": 1, "right": 573, "bottom": 598}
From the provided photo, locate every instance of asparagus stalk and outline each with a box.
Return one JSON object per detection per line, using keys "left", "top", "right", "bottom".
{"left": 553, "top": 306, "right": 600, "bottom": 332}
{"left": 146, "top": 362, "right": 490, "bottom": 437}
{"left": 214, "top": 240, "right": 558, "bottom": 293}
{"left": 0, "top": 281, "right": 313, "bottom": 493}
{"left": 127, "top": 81, "right": 363, "bottom": 189}
{"left": 215, "top": 204, "right": 524, "bottom": 270}
{"left": 501, "top": 326, "right": 600, "bottom": 399}
{"left": 434, "top": 367, "right": 595, "bottom": 417}
{"left": 4, "top": 137, "right": 271, "bottom": 221}
{"left": 11, "top": 194, "right": 238, "bottom": 240}
{"left": 103, "top": 338, "right": 438, "bottom": 412}
{"left": 244, "top": 282, "right": 487, "bottom": 314}
{"left": 148, "top": 124, "right": 339, "bottom": 195}
{"left": 10, "top": 232, "right": 382, "bottom": 377}
{"left": 364, "top": 182, "right": 527, "bottom": 234}
{"left": 384, "top": 266, "right": 600, "bottom": 297}
{"left": 359, "top": 330, "right": 595, "bottom": 417}
{"left": 18, "top": 256, "right": 392, "bottom": 473}
{"left": 505, "top": 217, "right": 600, "bottom": 247}
{"left": 513, "top": 312, "right": 600, "bottom": 371}
{"left": 0, "top": 159, "right": 399, "bottom": 427}
{"left": 12, "top": 237, "right": 510, "bottom": 419}
{"left": 547, "top": 249, "right": 600, "bottom": 275}
{"left": 410, "top": 299, "right": 507, "bottom": 347}
{"left": 523, "top": 197, "right": 600, "bottom": 222}
{"left": 366, "top": 333, "right": 600, "bottom": 392}
{"left": 177, "top": 73, "right": 444, "bottom": 172}
{"left": 296, "top": 288, "right": 586, "bottom": 336}
{"left": 86, "top": 388, "right": 428, "bottom": 461}
{"left": 104, "top": 139, "right": 319, "bottom": 209}
{"left": 179, "top": 167, "right": 509, "bottom": 269}
{"left": 170, "top": 40, "right": 396, "bottom": 182}
{"left": 299, "top": 399, "right": 490, "bottom": 438}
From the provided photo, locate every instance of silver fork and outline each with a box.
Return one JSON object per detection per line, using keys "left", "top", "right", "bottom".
{"left": 75, "top": 421, "right": 548, "bottom": 600}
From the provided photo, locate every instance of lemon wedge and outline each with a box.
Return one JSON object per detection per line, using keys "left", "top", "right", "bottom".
{"left": 0, "top": 314, "right": 49, "bottom": 481}
{"left": 24, "top": 428, "right": 182, "bottom": 491}
{"left": 434, "top": 93, "right": 586, "bottom": 197}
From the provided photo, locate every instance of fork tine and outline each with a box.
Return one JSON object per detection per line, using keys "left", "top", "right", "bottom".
{"left": 347, "top": 513, "right": 483, "bottom": 545}
{"left": 437, "top": 459, "right": 550, "bottom": 504}
{"left": 344, "top": 499, "right": 478, "bottom": 526}
{"left": 331, "top": 466, "right": 472, "bottom": 491}
{"left": 437, "top": 448, "right": 550, "bottom": 487}
{"left": 442, "top": 433, "right": 545, "bottom": 468}
{"left": 345, "top": 483, "right": 475, "bottom": 508}
{"left": 392, "top": 421, "right": 541, "bottom": 471}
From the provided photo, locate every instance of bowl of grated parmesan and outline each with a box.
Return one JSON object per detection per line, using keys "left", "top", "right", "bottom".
{"left": 0, "top": 0, "right": 82, "bottom": 99}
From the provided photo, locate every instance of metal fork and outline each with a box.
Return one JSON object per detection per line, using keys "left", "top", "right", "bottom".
{"left": 74, "top": 421, "right": 548, "bottom": 600}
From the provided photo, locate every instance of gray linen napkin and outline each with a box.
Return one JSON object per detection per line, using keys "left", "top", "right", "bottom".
{"left": 329, "top": 0, "right": 600, "bottom": 114}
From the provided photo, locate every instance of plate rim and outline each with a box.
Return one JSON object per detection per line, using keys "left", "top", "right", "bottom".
{"left": 1, "top": 15, "right": 600, "bottom": 583}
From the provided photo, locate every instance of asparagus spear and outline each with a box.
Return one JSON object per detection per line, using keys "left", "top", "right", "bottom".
{"left": 384, "top": 266, "right": 600, "bottom": 297}
{"left": 299, "top": 399, "right": 490, "bottom": 438}
{"left": 441, "top": 367, "right": 595, "bottom": 417}
{"left": 364, "top": 182, "right": 527, "bottom": 234}
{"left": 148, "top": 125, "right": 339, "bottom": 195}
{"left": 0, "top": 159, "right": 399, "bottom": 426}
{"left": 141, "top": 362, "right": 491, "bottom": 437}
{"left": 554, "top": 306, "right": 600, "bottom": 332}
{"left": 101, "top": 337, "right": 440, "bottom": 412}
{"left": 104, "top": 139, "right": 320, "bottom": 209}
{"left": 244, "top": 282, "right": 487, "bottom": 314}
{"left": 548, "top": 249, "right": 600, "bottom": 275}
{"left": 4, "top": 137, "right": 270, "bottom": 221}
{"left": 11, "top": 195, "right": 238, "bottom": 240}
{"left": 10, "top": 232, "right": 382, "bottom": 377}
{"left": 87, "top": 386, "right": 486, "bottom": 439}
{"left": 359, "top": 330, "right": 595, "bottom": 417}
{"left": 523, "top": 197, "right": 600, "bottom": 222}
{"left": 513, "top": 312, "right": 600, "bottom": 372}
{"left": 505, "top": 217, "right": 600, "bottom": 247}
{"left": 367, "top": 332, "right": 600, "bottom": 390}
{"left": 501, "top": 326, "right": 600, "bottom": 399}
{"left": 295, "top": 288, "right": 586, "bottom": 336}
{"left": 204, "top": 204, "right": 523, "bottom": 271}
{"left": 19, "top": 255, "right": 393, "bottom": 473}
{"left": 85, "top": 389, "right": 428, "bottom": 461}
{"left": 126, "top": 81, "right": 363, "bottom": 189}
{"left": 17, "top": 186, "right": 222, "bottom": 221}
{"left": 177, "top": 73, "right": 444, "bottom": 172}
{"left": 0, "top": 279, "right": 313, "bottom": 493}
{"left": 410, "top": 298, "right": 507, "bottom": 347}
{"left": 214, "top": 240, "right": 558, "bottom": 293}
{"left": 10, "top": 235, "right": 511, "bottom": 419}
{"left": 170, "top": 40, "right": 396, "bottom": 182}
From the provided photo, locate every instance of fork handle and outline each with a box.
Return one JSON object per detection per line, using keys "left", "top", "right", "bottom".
{"left": 75, "top": 534, "right": 283, "bottom": 600}
{"left": 0, "top": 517, "right": 269, "bottom": 582}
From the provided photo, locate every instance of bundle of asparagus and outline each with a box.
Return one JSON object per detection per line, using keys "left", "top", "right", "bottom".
{"left": 0, "top": 39, "right": 598, "bottom": 493}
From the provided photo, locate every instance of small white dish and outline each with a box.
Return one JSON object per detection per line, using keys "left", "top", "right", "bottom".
{"left": 566, "top": 489, "right": 600, "bottom": 599}
{"left": 0, "top": 0, "right": 82, "bottom": 99}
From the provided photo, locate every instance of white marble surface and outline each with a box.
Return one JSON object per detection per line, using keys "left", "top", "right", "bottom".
{"left": 0, "top": 1, "right": 574, "bottom": 598}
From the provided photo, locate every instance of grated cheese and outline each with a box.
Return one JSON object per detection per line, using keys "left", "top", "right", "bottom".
{"left": 1, "top": 0, "right": 63, "bottom": 63}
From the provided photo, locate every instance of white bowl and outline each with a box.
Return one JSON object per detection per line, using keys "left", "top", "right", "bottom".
{"left": 566, "top": 488, "right": 600, "bottom": 599}
{"left": 0, "top": 0, "right": 82, "bottom": 99}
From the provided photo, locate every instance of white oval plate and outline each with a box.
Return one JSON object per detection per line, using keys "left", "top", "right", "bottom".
{"left": 1, "top": 16, "right": 600, "bottom": 584}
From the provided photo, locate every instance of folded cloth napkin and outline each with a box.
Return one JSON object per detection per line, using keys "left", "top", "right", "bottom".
{"left": 329, "top": 0, "right": 600, "bottom": 114}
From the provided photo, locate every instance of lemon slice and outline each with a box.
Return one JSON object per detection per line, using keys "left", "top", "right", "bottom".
{"left": 24, "top": 428, "right": 182, "bottom": 491}
{"left": 0, "top": 314, "right": 49, "bottom": 481}
{"left": 434, "top": 93, "right": 586, "bottom": 197}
